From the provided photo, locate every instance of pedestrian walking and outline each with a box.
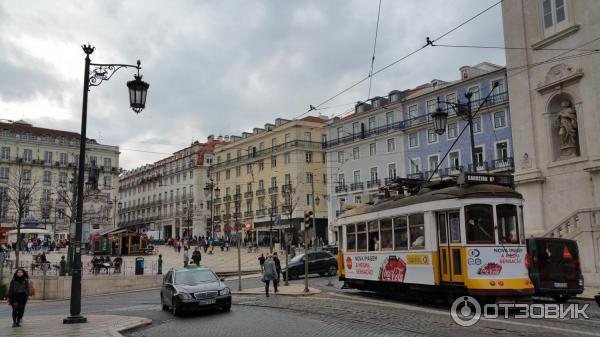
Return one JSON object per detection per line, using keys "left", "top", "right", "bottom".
{"left": 258, "top": 253, "right": 266, "bottom": 271}
{"left": 192, "top": 248, "right": 202, "bottom": 266}
{"left": 183, "top": 248, "right": 189, "bottom": 268}
{"left": 273, "top": 252, "right": 281, "bottom": 282}
{"left": 7, "top": 268, "right": 32, "bottom": 327}
{"left": 262, "top": 255, "right": 278, "bottom": 297}
{"left": 177, "top": 242, "right": 182, "bottom": 255}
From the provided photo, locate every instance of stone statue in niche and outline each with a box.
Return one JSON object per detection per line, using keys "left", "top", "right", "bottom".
{"left": 553, "top": 100, "right": 579, "bottom": 158}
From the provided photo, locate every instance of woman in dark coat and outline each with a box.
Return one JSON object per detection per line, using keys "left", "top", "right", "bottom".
{"left": 7, "top": 268, "right": 30, "bottom": 327}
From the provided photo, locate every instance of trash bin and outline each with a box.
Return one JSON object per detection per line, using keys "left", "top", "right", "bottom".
{"left": 135, "top": 257, "right": 144, "bottom": 275}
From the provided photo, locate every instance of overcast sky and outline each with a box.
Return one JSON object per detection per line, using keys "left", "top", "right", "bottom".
{"left": 0, "top": 0, "right": 506, "bottom": 169}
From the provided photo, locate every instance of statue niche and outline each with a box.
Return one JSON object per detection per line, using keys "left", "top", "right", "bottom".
{"left": 551, "top": 97, "right": 580, "bottom": 159}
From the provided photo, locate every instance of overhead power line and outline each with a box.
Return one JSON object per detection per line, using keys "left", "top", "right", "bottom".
{"left": 367, "top": 0, "right": 383, "bottom": 100}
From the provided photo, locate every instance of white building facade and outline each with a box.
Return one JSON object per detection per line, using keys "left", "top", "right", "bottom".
{"left": 502, "top": 0, "right": 600, "bottom": 281}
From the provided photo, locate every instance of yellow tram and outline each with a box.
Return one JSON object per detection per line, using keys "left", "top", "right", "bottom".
{"left": 336, "top": 173, "right": 534, "bottom": 302}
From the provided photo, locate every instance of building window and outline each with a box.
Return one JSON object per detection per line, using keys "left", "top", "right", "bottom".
{"left": 0, "top": 167, "right": 8, "bottom": 180}
{"left": 305, "top": 152, "right": 313, "bottom": 163}
{"left": 0, "top": 147, "right": 9, "bottom": 160}
{"left": 468, "top": 86, "right": 480, "bottom": 109}
{"left": 428, "top": 155, "right": 439, "bottom": 173}
{"left": 387, "top": 138, "right": 396, "bottom": 152}
{"left": 336, "top": 127, "right": 344, "bottom": 139}
{"left": 447, "top": 122, "right": 458, "bottom": 139}
{"left": 408, "top": 105, "right": 417, "bottom": 122}
{"left": 496, "top": 142, "right": 509, "bottom": 161}
{"left": 284, "top": 153, "right": 290, "bottom": 165}
{"left": 271, "top": 177, "right": 277, "bottom": 187}
{"left": 258, "top": 160, "right": 265, "bottom": 171}
{"left": 306, "top": 172, "right": 313, "bottom": 184}
{"left": 427, "top": 129, "right": 437, "bottom": 144}
{"left": 352, "top": 122, "right": 360, "bottom": 135}
{"left": 103, "top": 158, "right": 112, "bottom": 169}
{"left": 271, "top": 156, "right": 277, "bottom": 168}
{"left": 104, "top": 176, "right": 111, "bottom": 188}
{"left": 353, "top": 147, "right": 360, "bottom": 160}
{"left": 43, "top": 171, "right": 52, "bottom": 184}
{"left": 225, "top": 169, "right": 231, "bottom": 179}
{"left": 474, "top": 146, "right": 484, "bottom": 168}
{"left": 368, "top": 117, "right": 376, "bottom": 131}
{"left": 23, "top": 149, "right": 32, "bottom": 162}
{"left": 323, "top": 173, "right": 327, "bottom": 184}
{"left": 449, "top": 151, "right": 460, "bottom": 169}
{"left": 338, "top": 173, "right": 345, "bottom": 185}
{"left": 370, "top": 167, "right": 378, "bottom": 181}
{"left": 409, "top": 133, "right": 418, "bottom": 148}
{"left": 369, "top": 143, "right": 376, "bottom": 156}
{"left": 386, "top": 111, "right": 394, "bottom": 125}
{"left": 472, "top": 116, "right": 482, "bottom": 133}
{"left": 494, "top": 111, "right": 506, "bottom": 128}
{"left": 353, "top": 170, "right": 361, "bottom": 183}
{"left": 321, "top": 134, "right": 327, "bottom": 143}
{"left": 388, "top": 163, "right": 396, "bottom": 178}
{"left": 236, "top": 166, "right": 241, "bottom": 176}
{"left": 337, "top": 151, "right": 344, "bottom": 163}
{"left": 304, "top": 132, "right": 311, "bottom": 142}
{"left": 410, "top": 158, "right": 420, "bottom": 174}
{"left": 43, "top": 151, "right": 52, "bottom": 164}
{"left": 541, "top": 0, "right": 568, "bottom": 35}
{"left": 427, "top": 99, "right": 437, "bottom": 119}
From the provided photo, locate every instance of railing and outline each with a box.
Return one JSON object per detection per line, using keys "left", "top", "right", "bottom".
{"left": 210, "top": 140, "right": 323, "bottom": 169}
{"left": 335, "top": 185, "right": 348, "bottom": 193}
{"left": 350, "top": 182, "right": 364, "bottom": 191}
{"left": 244, "top": 191, "right": 253, "bottom": 198}
{"left": 256, "top": 209, "right": 266, "bottom": 217}
{"left": 256, "top": 189, "right": 266, "bottom": 196}
{"left": 223, "top": 213, "right": 231, "bottom": 220}
{"left": 281, "top": 184, "right": 293, "bottom": 194}
{"left": 214, "top": 197, "right": 222, "bottom": 204}
{"left": 384, "top": 177, "right": 397, "bottom": 185}
{"left": 323, "top": 91, "right": 509, "bottom": 149}
{"left": 243, "top": 211, "right": 253, "bottom": 218}
{"left": 268, "top": 186, "right": 278, "bottom": 194}
{"left": 366, "top": 179, "right": 381, "bottom": 188}
{"left": 234, "top": 193, "right": 242, "bottom": 201}
{"left": 233, "top": 212, "right": 242, "bottom": 219}
{"left": 223, "top": 195, "right": 232, "bottom": 202}
{"left": 544, "top": 208, "right": 600, "bottom": 240}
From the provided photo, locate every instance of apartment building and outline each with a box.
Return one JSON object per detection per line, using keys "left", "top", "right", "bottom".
{"left": 324, "top": 63, "right": 513, "bottom": 243}
{"left": 0, "top": 120, "right": 121, "bottom": 238}
{"left": 209, "top": 116, "right": 329, "bottom": 245}
{"left": 118, "top": 136, "right": 227, "bottom": 240}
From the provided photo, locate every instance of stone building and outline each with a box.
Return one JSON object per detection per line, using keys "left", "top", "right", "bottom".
{"left": 501, "top": 0, "right": 600, "bottom": 281}
{"left": 118, "top": 136, "right": 226, "bottom": 239}
{"left": 209, "top": 116, "right": 329, "bottom": 246}
{"left": 0, "top": 119, "right": 120, "bottom": 239}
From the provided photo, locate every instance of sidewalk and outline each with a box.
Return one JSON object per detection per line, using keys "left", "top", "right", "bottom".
{"left": 232, "top": 283, "right": 321, "bottom": 297}
{"left": 0, "top": 314, "right": 151, "bottom": 337}
{"left": 579, "top": 286, "right": 598, "bottom": 300}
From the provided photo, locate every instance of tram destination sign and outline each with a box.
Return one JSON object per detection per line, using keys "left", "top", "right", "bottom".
{"left": 457, "top": 172, "right": 514, "bottom": 187}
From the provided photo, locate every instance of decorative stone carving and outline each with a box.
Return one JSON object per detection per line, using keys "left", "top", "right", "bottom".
{"left": 553, "top": 100, "right": 579, "bottom": 158}
{"left": 536, "top": 64, "right": 583, "bottom": 93}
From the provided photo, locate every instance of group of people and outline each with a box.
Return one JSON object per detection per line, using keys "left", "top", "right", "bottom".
{"left": 183, "top": 247, "right": 203, "bottom": 268}
{"left": 260, "top": 252, "right": 282, "bottom": 297}
{"left": 90, "top": 255, "right": 123, "bottom": 274}
{"left": 5, "top": 238, "right": 68, "bottom": 254}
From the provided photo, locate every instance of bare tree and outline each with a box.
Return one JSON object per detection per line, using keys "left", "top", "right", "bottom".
{"left": 265, "top": 191, "right": 280, "bottom": 253}
{"left": 6, "top": 161, "right": 40, "bottom": 266}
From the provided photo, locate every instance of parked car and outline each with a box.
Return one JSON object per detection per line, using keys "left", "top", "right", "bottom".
{"left": 282, "top": 251, "right": 338, "bottom": 281}
{"left": 160, "top": 266, "right": 232, "bottom": 316}
{"left": 526, "top": 237, "right": 584, "bottom": 302}
{"left": 321, "top": 245, "right": 339, "bottom": 256}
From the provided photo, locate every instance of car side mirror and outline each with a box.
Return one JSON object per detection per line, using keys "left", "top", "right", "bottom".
{"left": 220, "top": 278, "right": 225, "bottom": 282}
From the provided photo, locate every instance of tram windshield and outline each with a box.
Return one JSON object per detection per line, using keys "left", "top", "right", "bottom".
{"left": 465, "top": 204, "right": 495, "bottom": 244}
{"left": 497, "top": 204, "right": 520, "bottom": 244}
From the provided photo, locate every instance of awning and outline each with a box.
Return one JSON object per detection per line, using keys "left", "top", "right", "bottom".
{"left": 8, "top": 228, "right": 52, "bottom": 235}
{"left": 108, "top": 229, "right": 129, "bottom": 235}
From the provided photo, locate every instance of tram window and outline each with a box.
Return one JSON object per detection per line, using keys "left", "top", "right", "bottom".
{"left": 437, "top": 213, "right": 447, "bottom": 244}
{"left": 449, "top": 212, "right": 461, "bottom": 243}
{"left": 393, "top": 216, "right": 408, "bottom": 250}
{"left": 409, "top": 213, "right": 425, "bottom": 249}
{"left": 346, "top": 224, "right": 356, "bottom": 252}
{"left": 338, "top": 227, "right": 344, "bottom": 250}
{"left": 368, "top": 221, "right": 380, "bottom": 251}
{"left": 465, "top": 204, "right": 495, "bottom": 244}
{"left": 497, "top": 204, "right": 519, "bottom": 244}
{"left": 380, "top": 219, "right": 393, "bottom": 250}
{"left": 356, "top": 223, "right": 367, "bottom": 251}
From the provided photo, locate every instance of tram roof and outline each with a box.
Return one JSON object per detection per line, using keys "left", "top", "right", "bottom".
{"left": 339, "top": 184, "right": 522, "bottom": 219}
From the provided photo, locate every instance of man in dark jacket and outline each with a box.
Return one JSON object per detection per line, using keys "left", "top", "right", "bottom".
{"left": 273, "top": 252, "right": 282, "bottom": 283}
{"left": 192, "top": 248, "right": 202, "bottom": 266}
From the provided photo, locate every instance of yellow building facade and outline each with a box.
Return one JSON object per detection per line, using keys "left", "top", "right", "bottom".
{"left": 209, "top": 116, "right": 329, "bottom": 245}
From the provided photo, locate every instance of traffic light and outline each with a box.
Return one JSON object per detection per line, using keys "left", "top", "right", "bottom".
{"left": 304, "top": 210, "right": 313, "bottom": 230}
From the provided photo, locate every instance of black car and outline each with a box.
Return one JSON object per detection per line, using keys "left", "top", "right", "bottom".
{"left": 283, "top": 251, "right": 338, "bottom": 281}
{"left": 160, "top": 267, "right": 232, "bottom": 316}
{"left": 526, "top": 237, "right": 584, "bottom": 302}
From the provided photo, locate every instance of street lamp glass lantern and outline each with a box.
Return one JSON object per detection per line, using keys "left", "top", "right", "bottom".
{"left": 127, "top": 74, "right": 149, "bottom": 113}
{"left": 432, "top": 107, "right": 448, "bottom": 135}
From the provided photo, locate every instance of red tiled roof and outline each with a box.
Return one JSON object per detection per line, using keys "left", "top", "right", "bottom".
{"left": 299, "top": 116, "right": 326, "bottom": 123}
{"left": 0, "top": 121, "right": 81, "bottom": 140}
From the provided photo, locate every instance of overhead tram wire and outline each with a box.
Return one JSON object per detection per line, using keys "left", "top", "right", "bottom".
{"left": 432, "top": 43, "right": 599, "bottom": 52}
{"left": 294, "top": 0, "right": 504, "bottom": 121}
{"left": 367, "top": 0, "right": 383, "bottom": 100}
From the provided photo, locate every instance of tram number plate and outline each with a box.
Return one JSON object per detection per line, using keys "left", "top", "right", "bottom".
{"left": 197, "top": 299, "right": 216, "bottom": 306}
{"left": 554, "top": 282, "right": 567, "bottom": 288}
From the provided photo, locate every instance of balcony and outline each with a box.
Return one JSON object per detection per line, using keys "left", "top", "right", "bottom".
{"left": 350, "top": 182, "right": 364, "bottom": 191}
{"left": 233, "top": 212, "right": 242, "bottom": 219}
{"left": 256, "top": 209, "right": 266, "bottom": 217}
{"left": 234, "top": 193, "right": 242, "bottom": 201}
{"left": 214, "top": 215, "right": 221, "bottom": 222}
{"left": 223, "top": 195, "right": 232, "bottom": 202}
{"left": 335, "top": 185, "right": 348, "bottom": 193}
{"left": 244, "top": 191, "right": 253, "bottom": 198}
{"left": 281, "top": 184, "right": 293, "bottom": 194}
{"left": 384, "top": 177, "right": 397, "bottom": 185}
{"left": 268, "top": 186, "right": 278, "bottom": 194}
{"left": 366, "top": 179, "right": 381, "bottom": 189}
{"left": 268, "top": 206, "right": 278, "bottom": 215}
{"left": 214, "top": 197, "right": 222, "bottom": 204}
{"left": 256, "top": 189, "right": 266, "bottom": 196}
{"left": 244, "top": 211, "right": 253, "bottom": 218}
{"left": 406, "top": 172, "right": 424, "bottom": 180}
{"left": 223, "top": 213, "right": 231, "bottom": 220}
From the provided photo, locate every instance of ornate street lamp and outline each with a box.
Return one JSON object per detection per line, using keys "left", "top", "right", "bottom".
{"left": 64, "top": 44, "right": 149, "bottom": 325}
{"left": 431, "top": 105, "right": 448, "bottom": 136}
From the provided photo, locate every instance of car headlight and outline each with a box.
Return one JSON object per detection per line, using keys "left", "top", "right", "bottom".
{"left": 177, "top": 292, "right": 192, "bottom": 300}
{"left": 219, "top": 287, "right": 231, "bottom": 296}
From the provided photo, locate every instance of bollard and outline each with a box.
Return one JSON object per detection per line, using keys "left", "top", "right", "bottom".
{"left": 157, "top": 254, "right": 163, "bottom": 275}
{"left": 59, "top": 256, "right": 66, "bottom": 276}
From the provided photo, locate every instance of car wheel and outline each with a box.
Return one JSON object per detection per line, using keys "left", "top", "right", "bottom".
{"left": 289, "top": 270, "right": 299, "bottom": 280}
{"left": 162, "top": 304, "right": 169, "bottom": 311}
{"left": 328, "top": 265, "right": 338, "bottom": 276}
{"left": 222, "top": 303, "right": 231, "bottom": 312}
{"left": 318, "top": 272, "right": 325, "bottom": 276}
{"left": 552, "top": 294, "right": 570, "bottom": 303}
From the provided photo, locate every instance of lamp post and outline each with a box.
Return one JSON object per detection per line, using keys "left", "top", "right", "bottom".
{"left": 204, "top": 179, "right": 219, "bottom": 240}
{"left": 64, "top": 45, "right": 149, "bottom": 325}
{"left": 184, "top": 200, "right": 193, "bottom": 239}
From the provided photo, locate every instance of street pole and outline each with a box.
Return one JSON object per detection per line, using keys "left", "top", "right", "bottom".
{"left": 236, "top": 205, "right": 242, "bottom": 291}
{"left": 304, "top": 176, "right": 317, "bottom": 293}
{"left": 64, "top": 45, "right": 93, "bottom": 325}
{"left": 466, "top": 93, "right": 477, "bottom": 173}
{"left": 210, "top": 184, "right": 214, "bottom": 240}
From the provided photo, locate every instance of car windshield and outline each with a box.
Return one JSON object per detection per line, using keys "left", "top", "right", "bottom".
{"left": 290, "top": 254, "right": 305, "bottom": 264}
{"left": 174, "top": 269, "right": 218, "bottom": 285}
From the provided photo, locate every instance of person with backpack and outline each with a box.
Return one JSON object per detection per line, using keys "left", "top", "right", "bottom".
{"left": 7, "top": 268, "right": 33, "bottom": 327}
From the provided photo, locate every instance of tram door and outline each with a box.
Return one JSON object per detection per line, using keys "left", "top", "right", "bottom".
{"left": 437, "top": 211, "right": 463, "bottom": 284}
